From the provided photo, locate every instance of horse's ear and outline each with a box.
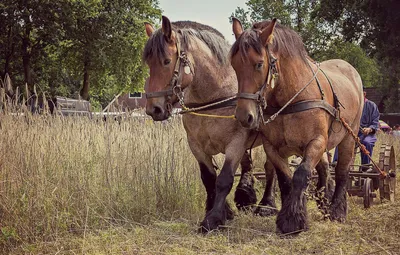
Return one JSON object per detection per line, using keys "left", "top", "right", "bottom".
{"left": 260, "top": 18, "right": 277, "bottom": 46}
{"left": 162, "top": 15, "right": 174, "bottom": 43}
{"left": 232, "top": 17, "right": 243, "bottom": 40}
{"left": 144, "top": 22, "right": 155, "bottom": 37}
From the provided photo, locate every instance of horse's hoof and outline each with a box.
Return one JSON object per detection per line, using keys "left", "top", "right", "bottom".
{"left": 199, "top": 215, "right": 224, "bottom": 233}
{"left": 234, "top": 185, "right": 257, "bottom": 211}
{"left": 276, "top": 211, "right": 309, "bottom": 235}
{"left": 329, "top": 202, "right": 347, "bottom": 223}
{"left": 276, "top": 196, "right": 309, "bottom": 234}
{"left": 254, "top": 205, "right": 278, "bottom": 217}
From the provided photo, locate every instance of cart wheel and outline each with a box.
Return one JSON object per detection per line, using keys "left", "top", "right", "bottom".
{"left": 363, "top": 178, "right": 373, "bottom": 208}
{"left": 378, "top": 145, "right": 396, "bottom": 202}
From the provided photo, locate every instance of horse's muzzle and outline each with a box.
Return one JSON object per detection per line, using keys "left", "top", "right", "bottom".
{"left": 235, "top": 105, "right": 257, "bottom": 129}
{"left": 145, "top": 104, "right": 170, "bottom": 121}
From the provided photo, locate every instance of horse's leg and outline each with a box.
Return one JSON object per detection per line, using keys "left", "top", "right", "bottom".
{"left": 261, "top": 139, "right": 293, "bottom": 203}
{"left": 330, "top": 136, "right": 354, "bottom": 222}
{"left": 200, "top": 145, "right": 244, "bottom": 232}
{"left": 187, "top": 141, "right": 218, "bottom": 215}
{"left": 199, "top": 160, "right": 217, "bottom": 213}
{"left": 276, "top": 136, "right": 326, "bottom": 234}
{"left": 234, "top": 150, "right": 257, "bottom": 211}
{"left": 315, "top": 153, "right": 334, "bottom": 214}
{"left": 254, "top": 160, "right": 278, "bottom": 216}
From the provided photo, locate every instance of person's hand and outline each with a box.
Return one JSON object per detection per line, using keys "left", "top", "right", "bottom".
{"left": 362, "top": 127, "right": 373, "bottom": 135}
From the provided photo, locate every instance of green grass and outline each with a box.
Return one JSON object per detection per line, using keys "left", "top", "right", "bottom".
{"left": 0, "top": 114, "right": 399, "bottom": 254}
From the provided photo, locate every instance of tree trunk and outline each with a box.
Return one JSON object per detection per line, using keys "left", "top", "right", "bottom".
{"left": 4, "top": 53, "right": 12, "bottom": 79}
{"left": 22, "top": 12, "right": 33, "bottom": 91}
{"left": 22, "top": 37, "right": 32, "bottom": 88}
{"left": 80, "top": 58, "right": 90, "bottom": 100}
{"left": 2, "top": 25, "right": 15, "bottom": 79}
{"left": 296, "top": 0, "right": 303, "bottom": 32}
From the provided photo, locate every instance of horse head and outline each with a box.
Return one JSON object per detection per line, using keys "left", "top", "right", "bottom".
{"left": 143, "top": 16, "right": 194, "bottom": 121}
{"left": 230, "top": 18, "right": 279, "bottom": 129}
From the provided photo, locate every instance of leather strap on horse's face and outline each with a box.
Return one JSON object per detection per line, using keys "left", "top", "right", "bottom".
{"left": 236, "top": 44, "right": 278, "bottom": 109}
{"left": 145, "top": 36, "right": 184, "bottom": 100}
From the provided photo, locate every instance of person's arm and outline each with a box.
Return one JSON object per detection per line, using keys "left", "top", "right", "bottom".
{"left": 362, "top": 102, "right": 380, "bottom": 135}
{"left": 369, "top": 103, "right": 380, "bottom": 132}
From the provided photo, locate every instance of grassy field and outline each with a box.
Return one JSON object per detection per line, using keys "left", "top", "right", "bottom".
{"left": 0, "top": 114, "right": 399, "bottom": 254}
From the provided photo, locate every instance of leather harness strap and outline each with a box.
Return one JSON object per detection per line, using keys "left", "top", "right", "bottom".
{"left": 263, "top": 99, "right": 337, "bottom": 117}
{"left": 146, "top": 89, "right": 174, "bottom": 99}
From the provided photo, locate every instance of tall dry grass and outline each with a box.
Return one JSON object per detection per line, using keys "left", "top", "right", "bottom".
{"left": 0, "top": 110, "right": 399, "bottom": 254}
{"left": 0, "top": 114, "right": 210, "bottom": 249}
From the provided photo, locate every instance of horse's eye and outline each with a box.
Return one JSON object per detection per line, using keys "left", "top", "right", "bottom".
{"left": 255, "top": 62, "right": 263, "bottom": 71}
{"left": 164, "top": 59, "right": 171, "bottom": 66}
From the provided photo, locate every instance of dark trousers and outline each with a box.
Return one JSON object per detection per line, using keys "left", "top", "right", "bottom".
{"left": 333, "top": 134, "right": 377, "bottom": 165}
{"left": 360, "top": 135, "right": 376, "bottom": 165}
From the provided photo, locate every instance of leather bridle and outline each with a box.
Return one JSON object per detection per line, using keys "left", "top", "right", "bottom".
{"left": 145, "top": 35, "right": 192, "bottom": 111}
{"left": 236, "top": 44, "right": 279, "bottom": 110}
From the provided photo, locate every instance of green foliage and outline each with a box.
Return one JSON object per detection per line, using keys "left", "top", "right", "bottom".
{"left": 0, "top": 0, "right": 160, "bottom": 107}
{"left": 230, "top": 7, "right": 252, "bottom": 29}
{"left": 314, "top": 40, "right": 380, "bottom": 88}
{"left": 315, "top": 0, "right": 400, "bottom": 112}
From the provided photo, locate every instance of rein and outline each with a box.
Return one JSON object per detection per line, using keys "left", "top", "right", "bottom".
{"left": 179, "top": 96, "right": 236, "bottom": 119}
{"left": 340, "top": 116, "right": 387, "bottom": 178}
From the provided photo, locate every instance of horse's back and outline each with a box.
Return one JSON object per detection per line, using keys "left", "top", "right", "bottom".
{"left": 320, "top": 59, "right": 364, "bottom": 131}
{"left": 320, "top": 59, "right": 362, "bottom": 89}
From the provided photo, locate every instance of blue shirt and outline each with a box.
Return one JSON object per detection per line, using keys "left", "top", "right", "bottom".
{"left": 359, "top": 99, "right": 380, "bottom": 135}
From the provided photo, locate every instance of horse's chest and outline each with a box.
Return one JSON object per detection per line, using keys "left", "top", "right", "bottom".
{"left": 263, "top": 114, "right": 323, "bottom": 153}
{"left": 183, "top": 117, "right": 238, "bottom": 154}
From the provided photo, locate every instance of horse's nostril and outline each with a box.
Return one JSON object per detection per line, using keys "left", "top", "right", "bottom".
{"left": 153, "top": 106, "right": 162, "bottom": 115}
{"left": 247, "top": 114, "right": 254, "bottom": 125}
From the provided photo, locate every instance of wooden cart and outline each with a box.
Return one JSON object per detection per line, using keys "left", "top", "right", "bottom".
{"left": 347, "top": 144, "right": 396, "bottom": 208}
{"left": 236, "top": 144, "right": 397, "bottom": 208}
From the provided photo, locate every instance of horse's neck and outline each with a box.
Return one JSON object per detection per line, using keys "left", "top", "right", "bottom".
{"left": 184, "top": 53, "right": 236, "bottom": 104}
{"left": 268, "top": 57, "right": 316, "bottom": 105}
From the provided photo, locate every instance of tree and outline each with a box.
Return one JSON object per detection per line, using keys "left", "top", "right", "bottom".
{"left": 61, "top": 0, "right": 161, "bottom": 101}
{"left": 0, "top": 0, "right": 19, "bottom": 80}
{"left": 1, "top": 0, "right": 161, "bottom": 107}
{"left": 2, "top": 1, "right": 64, "bottom": 90}
{"left": 230, "top": 7, "right": 252, "bottom": 30}
{"left": 314, "top": 40, "right": 380, "bottom": 88}
{"left": 316, "top": 0, "right": 400, "bottom": 112}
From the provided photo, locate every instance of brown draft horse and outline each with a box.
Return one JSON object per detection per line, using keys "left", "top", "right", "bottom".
{"left": 143, "top": 16, "right": 282, "bottom": 232}
{"left": 230, "top": 18, "right": 364, "bottom": 234}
